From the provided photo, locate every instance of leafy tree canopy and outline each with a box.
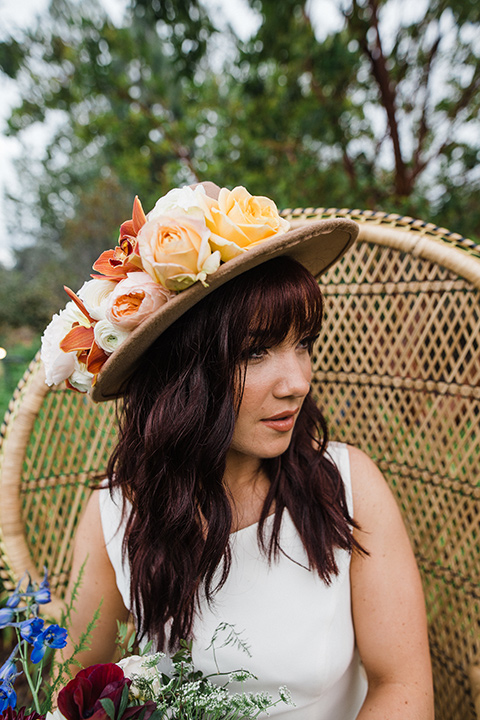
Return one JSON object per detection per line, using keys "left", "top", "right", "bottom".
{"left": 0, "top": 0, "right": 479, "bottom": 331}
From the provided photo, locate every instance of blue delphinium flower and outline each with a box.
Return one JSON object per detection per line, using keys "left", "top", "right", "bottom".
{"left": 0, "top": 648, "right": 18, "bottom": 714}
{"left": 30, "top": 624, "right": 67, "bottom": 664}
{"left": 21, "top": 569, "right": 51, "bottom": 606}
{"left": 5, "top": 573, "right": 26, "bottom": 610}
{"left": 20, "top": 618, "right": 44, "bottom": 643}
{"left": 0, "top": 681, "right": 16, "bottom": 713}
{"left": 0, "top": 608, "right": 15, "bottom": 629}
{"left": 5, "top": 592, "right": 21, "bottom": 609}
{"left": 0, "top": 568, "right": 67, "bottom": 716}
{"left": 0, "top": 647, "right": 18, "bottom": 682}
{"left": 32, "top": 569, "right": 51, "bottom": 605}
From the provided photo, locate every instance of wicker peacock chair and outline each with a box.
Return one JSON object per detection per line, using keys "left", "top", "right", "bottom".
{"left": 0, "top": 209, "right": 479, "bottom": 720}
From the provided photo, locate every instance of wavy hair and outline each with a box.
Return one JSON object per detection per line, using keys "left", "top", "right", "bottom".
{"left": 107, "top": 256, "right": 363, "bottom": 650}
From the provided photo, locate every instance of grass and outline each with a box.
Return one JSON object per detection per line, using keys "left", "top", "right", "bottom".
{"left": 0, "top": 332, "right": 40, "bottom": 423}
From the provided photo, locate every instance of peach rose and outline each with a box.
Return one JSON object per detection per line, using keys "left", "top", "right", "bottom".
{"left": 137, "top": 212, "right": 221, "bottom": 291}
{"left": 199, "top": 186, "right": 290, "bottom": 261}
{"left": 106, "top": 272, "right": 174, "bottom": 330}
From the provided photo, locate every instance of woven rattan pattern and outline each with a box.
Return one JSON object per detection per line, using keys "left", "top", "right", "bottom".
{"left": 316, "top": 251, "right": 479, "bottom": 720}
{"left": 0, "top": 360, "right": 117, "bottom": 615}
{"left": 0, "top": 209, "right": 479, "bottom": 718}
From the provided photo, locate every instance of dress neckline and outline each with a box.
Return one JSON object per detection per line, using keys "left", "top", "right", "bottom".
{"left": 230, "top": 510, "right": 276, "bottom": 535}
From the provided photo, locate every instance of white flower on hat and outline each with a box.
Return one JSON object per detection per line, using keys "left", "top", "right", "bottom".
{"left": 78, "top": 278, "right": 118, "bottom": 321}
{"left": 94, "top": 318, "right": 130, "bottom": 354}
{"left": 68, "top": 358, "right": 95, "bottom": 393}
{"left": 148, "top": 185, "right": 206, "bottom": 221}
{"left": 41, "top": 301, "right": 89, "bottom": 386}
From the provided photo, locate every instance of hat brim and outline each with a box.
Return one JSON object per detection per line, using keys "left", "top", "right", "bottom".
{"left": 92, "top": 217, "right": 358, "bottom": 401}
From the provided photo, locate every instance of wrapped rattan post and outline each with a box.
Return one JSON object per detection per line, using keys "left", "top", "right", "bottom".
{"left": 470, "top": 666, "right": 480, "bottom": 719}
{"left": 0, "top": 360, "right": 49, "bottom": 586}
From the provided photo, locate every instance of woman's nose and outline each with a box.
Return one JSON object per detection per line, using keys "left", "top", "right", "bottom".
{"left": 272, "top": 351, "right": 311, "bottom": 399}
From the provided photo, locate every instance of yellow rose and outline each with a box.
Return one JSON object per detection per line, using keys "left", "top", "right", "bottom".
{"left": 137, "top": 212, "right": 221, "bottom": 291}
{"left": 200, "top": 186, "right": 291, "bottom": 261}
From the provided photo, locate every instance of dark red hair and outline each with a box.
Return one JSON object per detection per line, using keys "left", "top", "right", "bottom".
{"left": 107, "top": 256, "right": 363, "bottom": 650}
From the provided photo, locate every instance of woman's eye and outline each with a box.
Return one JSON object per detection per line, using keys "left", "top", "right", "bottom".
{"left": 298, "top": 335, "right": 318, "bottom": 352}
{"left": 248, "top": 346, "right": 267, "bottom": 360}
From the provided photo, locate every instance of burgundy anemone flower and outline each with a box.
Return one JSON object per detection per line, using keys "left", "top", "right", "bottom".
{"left": 0, "top": 708, "right": 45, "bottom": 720}
{"left": 57, "top": 664, "right": 155, "bottom": 720}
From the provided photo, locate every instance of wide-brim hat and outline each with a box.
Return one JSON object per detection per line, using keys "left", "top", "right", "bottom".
{"left": 92, "top": 182, "right": 358, "bottom": 401}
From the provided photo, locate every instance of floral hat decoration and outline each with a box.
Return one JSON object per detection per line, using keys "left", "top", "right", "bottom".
{"left": 41, "top": 181, "right": 359, "bottom": 401}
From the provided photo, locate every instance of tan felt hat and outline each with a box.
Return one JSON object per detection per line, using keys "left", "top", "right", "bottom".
{"left": 91, "top": 182, "right": 358, "bottom": 402}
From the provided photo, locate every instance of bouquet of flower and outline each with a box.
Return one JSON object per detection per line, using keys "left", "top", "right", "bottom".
{"left": 41, "top": 184, "right": 290, "bottom": 393}
{"left": 0, "top": 572, "right": 293, "bottom": 720}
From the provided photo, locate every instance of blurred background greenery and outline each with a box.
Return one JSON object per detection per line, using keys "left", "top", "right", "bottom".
{"left": 0, "top": 0, "right": 479, "bottom": 416}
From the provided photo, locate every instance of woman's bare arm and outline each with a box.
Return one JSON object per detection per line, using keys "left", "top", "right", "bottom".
{"left": 61, "top": 491, "right": 129, "bottom": 668}
{"left": 349, "top": 445, "right": 434, "bottom": 719}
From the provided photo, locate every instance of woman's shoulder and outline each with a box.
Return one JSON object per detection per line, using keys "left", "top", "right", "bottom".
{"left": 97, "top": 482, "right": 130, "bottom": 545}
{"left": 325, "top": 440, "right": 351, "bottom": 473}
{"left": 345, "top": 444, "right": 402, "bottom": 529}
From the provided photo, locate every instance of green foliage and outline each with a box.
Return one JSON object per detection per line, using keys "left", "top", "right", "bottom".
{"left": 113, "top": 624, "right": 293, "bottom": 718}
{"left": 0, "top": 334, "right": 40, "bottom": 421}
{"left": 45, "top": 562, "right": 103, "bottom": 707}
{"left": 116, "top": 621, "right": 152, "bottom": 660}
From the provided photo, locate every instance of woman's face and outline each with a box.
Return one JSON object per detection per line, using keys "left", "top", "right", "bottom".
{"left": 228, "top": 335, "right": 312, "bottom": 464}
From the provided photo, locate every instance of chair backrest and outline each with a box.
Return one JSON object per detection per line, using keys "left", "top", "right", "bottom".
{"left": 1, "top": 209, "right": 479, "bottom": 720}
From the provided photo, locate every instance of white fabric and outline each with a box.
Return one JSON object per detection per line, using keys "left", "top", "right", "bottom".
{"left": 99, "top": 441, "right": 368, "bottom": 718}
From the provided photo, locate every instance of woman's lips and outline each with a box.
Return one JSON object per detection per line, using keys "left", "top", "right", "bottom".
{"left": 261, "top": 409, "right": 299, "bottom": 432}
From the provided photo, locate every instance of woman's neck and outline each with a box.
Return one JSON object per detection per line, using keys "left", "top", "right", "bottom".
{"left": 223, "top": 450, "right": 272, "bottom": 532}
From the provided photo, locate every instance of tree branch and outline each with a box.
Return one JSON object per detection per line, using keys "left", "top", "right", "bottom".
{"left": 351, "top": 0, "right": 410, "bottom": 196}
{"left": 410, "top": 33, "right": 442, "bottom": 182}
{"left": 414, "top": 66, "right": 480, "bottom": 177}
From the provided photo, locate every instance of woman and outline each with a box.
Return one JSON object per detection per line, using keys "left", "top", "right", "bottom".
{"left": 42, "top": 182, "right": 433, "bottom": 718}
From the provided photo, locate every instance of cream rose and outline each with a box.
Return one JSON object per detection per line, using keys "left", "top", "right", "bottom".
{"left": 46, "top": 710, "right": 67, "bottom": 720}
{"left": 117, "top": 654, "right": 147, "bottom": 677}
{"left": 148, "top": 185, "right": 206, "bottom": 221}
{"left": 137, "top": 212, "right": 221, "bottom": 291}
{"left": 78, "top": 278, "right": 118, "bottom": 321}
{"left": 117, "top": 655, "right": 161, "bottom": 699}
{"left": 200, "top": 185, "right": 291, "bottom": 261}
{"left": 93, "top": 319, "right": 130, "bottom": 354}
{"left": 41, "top": 301, "right": 89, "bottom": 386}
{"left": 106, "top": 272, "right": 174, "bottom": 330}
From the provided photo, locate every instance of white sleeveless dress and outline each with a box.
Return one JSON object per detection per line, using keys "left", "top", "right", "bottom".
{"left": 99, "top": 442, "right": 368, "bottom": 719}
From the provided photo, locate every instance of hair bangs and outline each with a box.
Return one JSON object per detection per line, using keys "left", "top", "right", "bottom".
{"left": 240, "top": 257, "right": 324, "bottom": 351}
